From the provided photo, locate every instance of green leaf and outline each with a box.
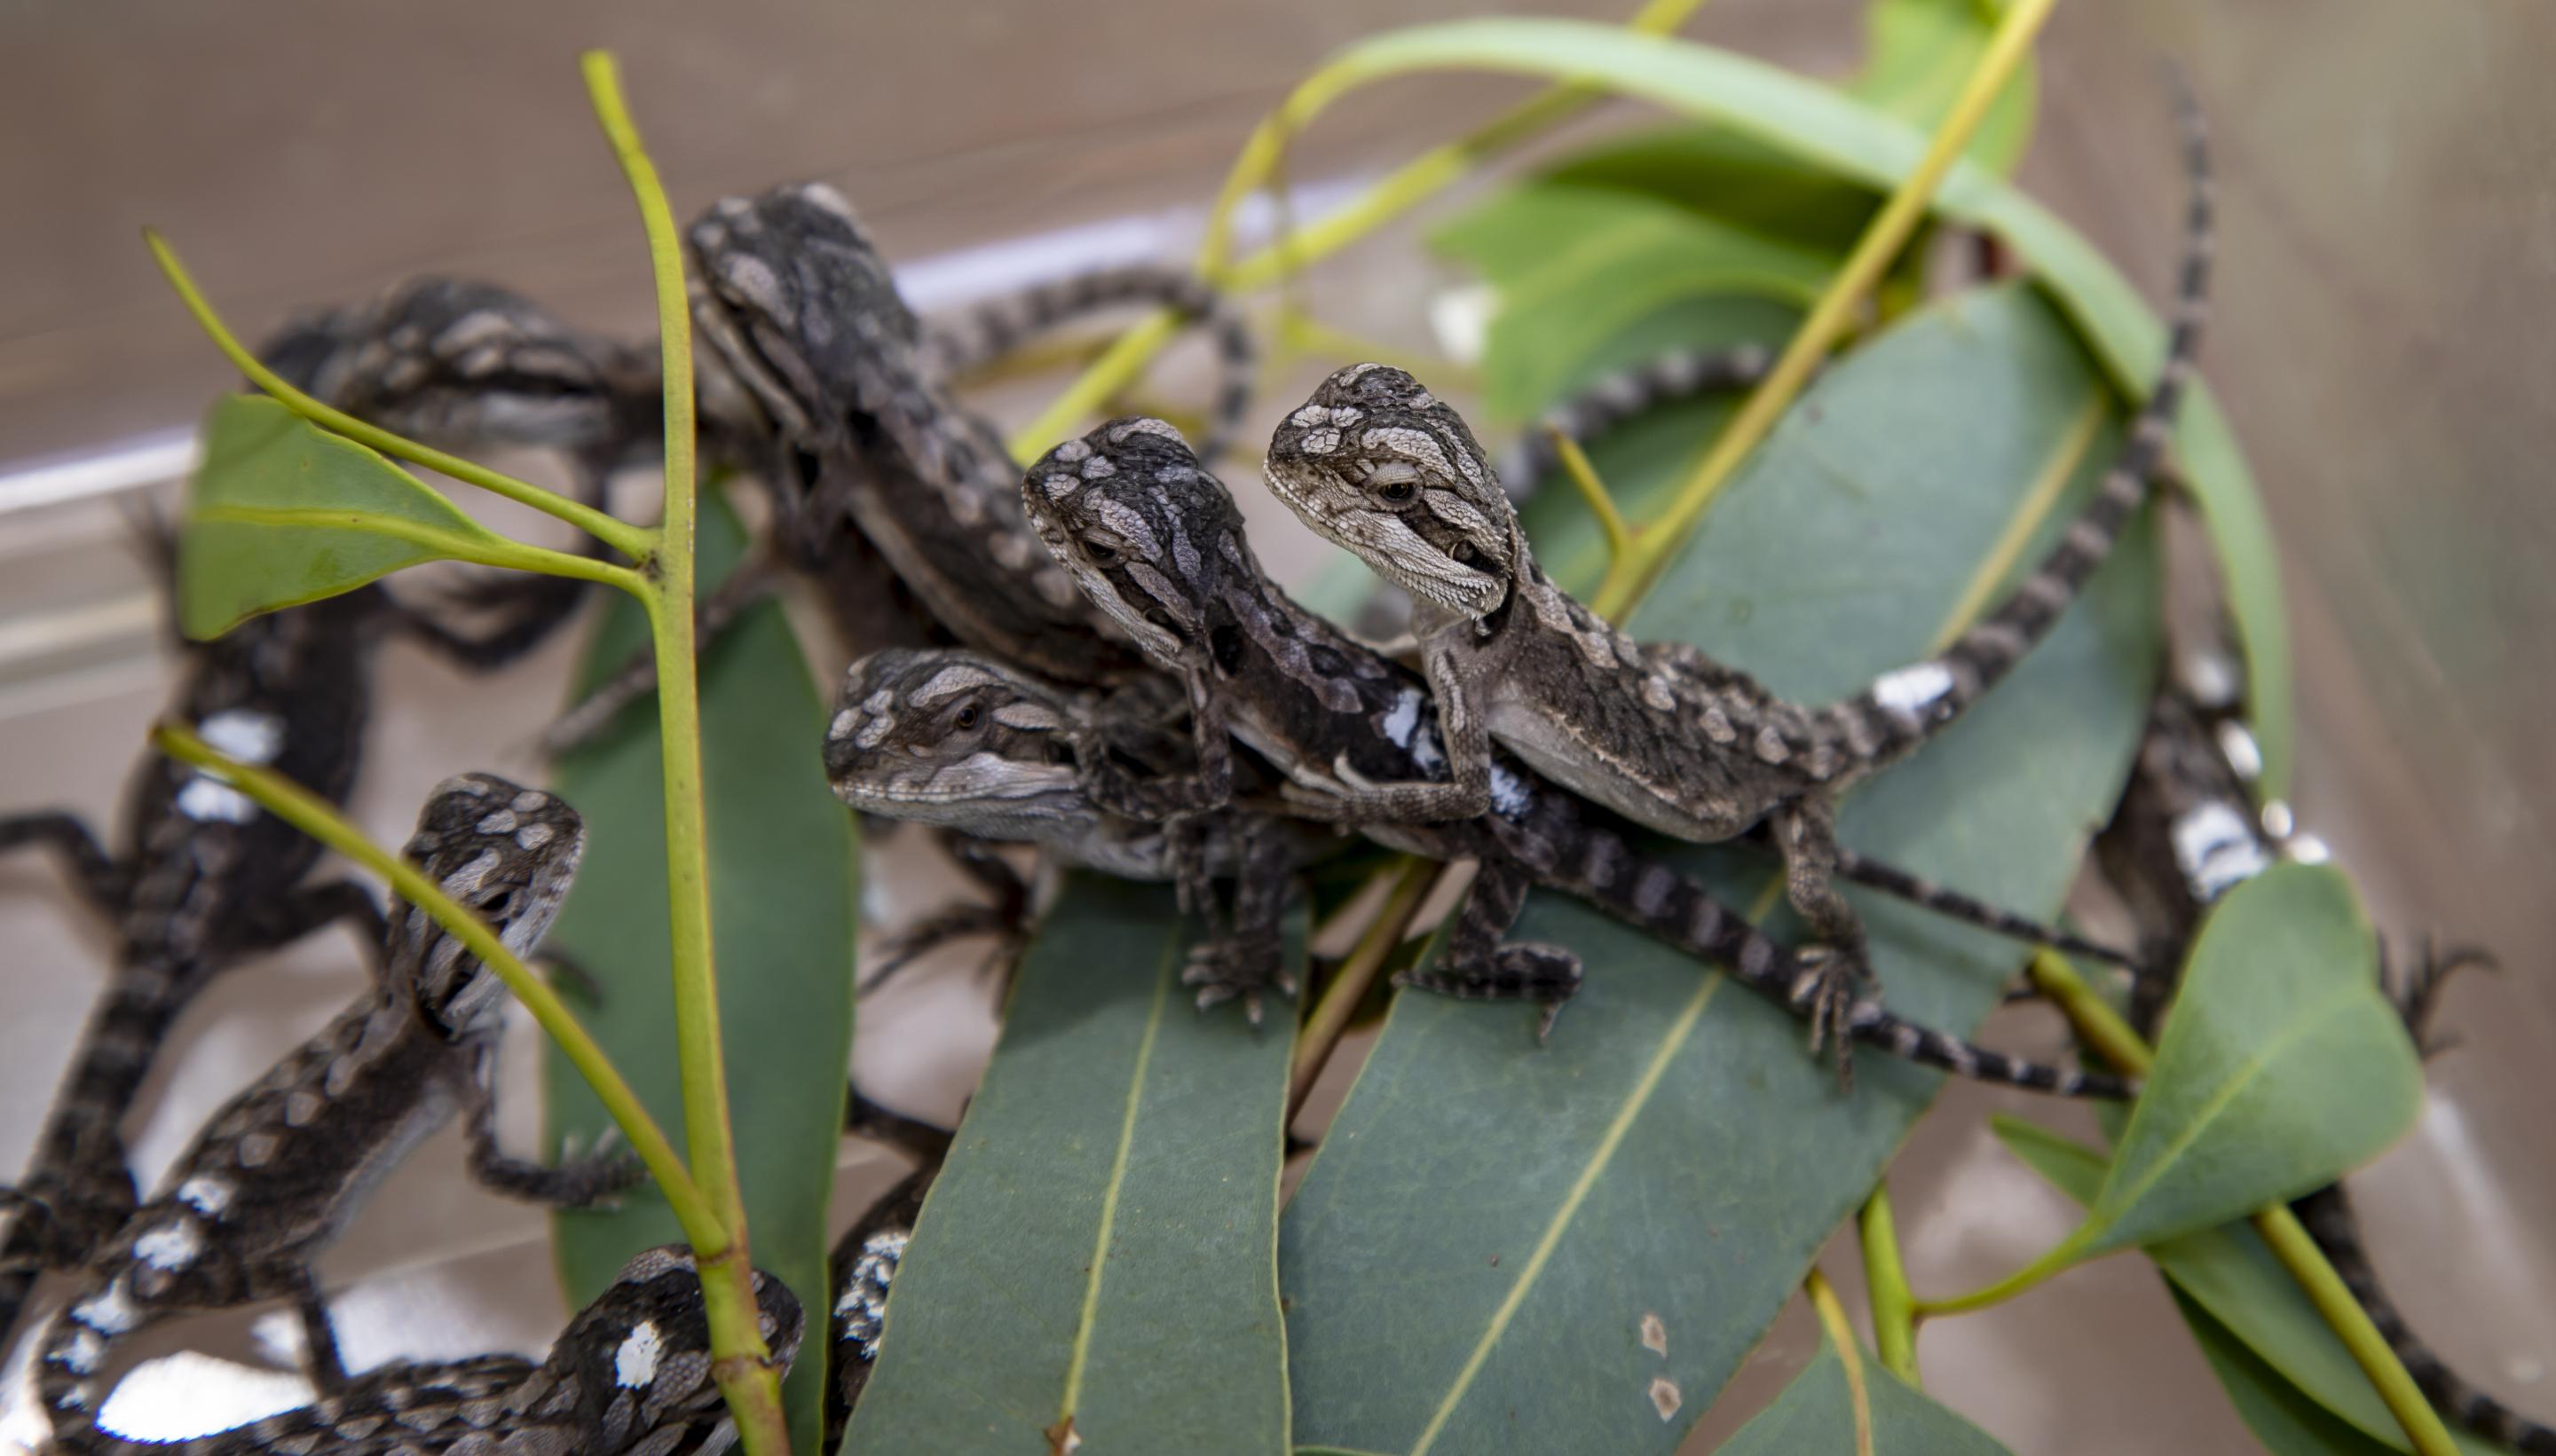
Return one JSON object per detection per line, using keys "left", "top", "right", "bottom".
{"left": 1994, "top": 1119, "right": 2513, "bottom": 1456}
{"left": 1850, "top": 0, "right": 2037, "bottom": 175}
{"left": 1718, "top": 1338, "right": 2014, "bottom": 1455}
{"left": 2179, "top": 1292, "right": 2404, "bottom": 1456}
{"left": 1301, "top": 11, "right": 2292, "bottom": 793}
{"left": 178, "top": 393, "right": 517, "bottom": 638}
{"left": 2084, "top": 863, "right": 2419, "bottom": 1255}
{"left": 1281, "top": 285, "right": 2160, "bottom": 1452}
{"left": 844, "top": 878, "right": 1296, "bottom": 1456}
{"left": 540, "top": 496, "right": 858, "bottom": 1454}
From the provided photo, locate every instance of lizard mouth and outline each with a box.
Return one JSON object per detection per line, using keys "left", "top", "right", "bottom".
{"left": 830, "top": 757, "right": 1080, "bottom": 820}
{"left": 1261, "top": 460, "right": 1505, "bottom": 618}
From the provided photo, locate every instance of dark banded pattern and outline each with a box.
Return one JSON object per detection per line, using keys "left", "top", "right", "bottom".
{"left": 1498, "top": 343, "right": 1775, "bottom": 499}
{"left": 1837, "top": 80, "right": 2213, "bottom": 759}
{"left": 919, "top": 264, "right": 1258, "bottom": 465}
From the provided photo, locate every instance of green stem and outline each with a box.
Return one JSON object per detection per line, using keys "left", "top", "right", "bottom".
{"left": 149, "top": 721, "right": 715, "bottom": 1245}
{"left": 1286, "top": 857, "right": 1441, "bottom": 1122}
{"left": 2253, "top": 1205, "right": 2460, "bottom": 1456}
{"left": 1203, "top": 0, "right": 1712, "bottom": 287}
{"left": 583, "top": 51, "right": 786, "bottom": 1456}
{"left": 187, "top": 505, "right": 648, "bottom": 597}
{"left": 1858, "top": 1184, "right": 1921, "bottom": 1386}
{"left": 142, "top": 232, "right": 655, "bottom": 566}
{"left": 1013, "top": 0, "right": 1706, "bottom": 462}
{"left": 1543, "top": 425, "right": 1637, "bottom": 611}
{"left": 1591, "top": 0, "right": 2056, "bottom": 618}
{"left": 1804, "top": 1269, "right": 1876, "bottom": 1456}
{"left": 2029, "top": 952, "right": 2458, "bottom": 1456}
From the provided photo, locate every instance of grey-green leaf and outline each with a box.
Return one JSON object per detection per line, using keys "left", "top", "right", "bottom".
{"left": 2180, "top": 1292, "right": 2405, "bottom": 1456}
{"left": 1281, "top": 284, "right": 2160, "bottom": 1452}
{"left": 178, "top": 393, "right": 513, "bottom": 638}
{"left": 843, "top": 878, "right": 1295, "bottom": 1456}
{"left": 540, "top": 497, "right": 858, "bottom": 1454}
{"left": 1994, "top": 1118, "right": 2513, "bottom": 1456}
{"left": 2085, "top": 863, "right": 2420, "bottom": 1254}
{"left": 1717, "top": 1337, "right": 2014, "bottom": 1456}
{"left": 1295, "top": 10, "right": 2293, "bottom": 793}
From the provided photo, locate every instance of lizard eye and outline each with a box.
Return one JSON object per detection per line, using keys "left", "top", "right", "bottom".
{"left": 953, "top": 704, "right": 982, "bottom": 731}
{"left": 1450, "top": 540, "right": 1479, "bottom": 567}
{"left": 1378, "top": 479, "right": 1416, "bottom": 505}
{"left": 1369, "top": 462, "right": 1421, "bottom": 507}
{"left": 1082, "top": 537, "right": 1120, "bottom": 564}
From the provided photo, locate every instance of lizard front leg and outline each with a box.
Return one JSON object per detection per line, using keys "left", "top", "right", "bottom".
{"left": 1178, "top": 815, "right": 1300, "bottom": 1024}
{"left": 0, "top": 812, "right": 126, "bottom": 917}
{"left": 231, "top": 879, "right": 388, "bottom": 972}
{"left": 461, "top": 1056, "right": 641, "bottom": 1208}
{"left": 1079, "top": 663, "right": 1235, "bottom": 823}
{"left": 1771, "top": 795, "right": 1872, "bottom": 1079}
{"left": 1284, "top": 637, "right": 1495, "bottom": 825}
{"left": 1393, "top": 856, "right": 1582, "bottom": 1041}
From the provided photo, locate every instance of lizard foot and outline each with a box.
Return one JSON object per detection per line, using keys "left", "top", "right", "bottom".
{"left": 1789, "top": 946, "right": 1874, "bottom": 1091}
{"left": 1183, "top": 938, "right": 1298, "bottom": 1026}
{"left": 2386, "top": 935, "right": 2496, "bottom": 1059}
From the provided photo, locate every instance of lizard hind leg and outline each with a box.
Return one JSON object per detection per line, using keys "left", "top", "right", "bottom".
{"left": 1392, "top": 859, "right": 1582, "bottom": 1042}
{"left": 1771, "top": 798, "right": 1874, "bottom": 1068}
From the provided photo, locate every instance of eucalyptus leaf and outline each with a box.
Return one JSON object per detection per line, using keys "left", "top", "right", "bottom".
{"left": 540, "top": 498, "right": 858, "bottom": 1453}
{"left": 178, "top": 393, "right": 514, "bottom": 638}
{"left": 1300, "top": 10, "right": 2292, "bottom": 791}
{"left": 2180, "top": 1292, "right": 2405, "bottom": 1456}
{"left": 2084, "top": 863, "right": 2419, "bottom": 1255}
{"left": 843, "top": 878, "right": 1296, "bottom": 1456}
{"left": 1994, "top": 1119, "right": 2513, "bottom": 1456}
{"left": 1281, "top": 285, "right": 2160, "bottom": 1452}
{"left": 1717, "top": 1337, "right": 2014, "bottom": 1455}
{"left": 1852, "top": 0, "right": 2037, "bottom": 174}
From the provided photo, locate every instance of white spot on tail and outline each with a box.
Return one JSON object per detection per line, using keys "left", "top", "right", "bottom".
{"left": 197, "top": 709, "right": 285, "bottom": 765}
{"left": 176, "top": 1177, "right": 233, "bottom": 1217}
{"left": 135, "top": 1217, "right": 203, "bottom": 1271}
{"left": 2172, "top": 800, "right": 2271, "bottom": 902}
{"left": 1379, "top": 688, "right": 1422, "bottom": 750}
{"left": 615, "top": 1321, "right": 664, "bottom": 1388}
{"left": 1871, "top": 662, "right": 1954, "bottom": 717}
{"left": 176, "top": 779, "right": 257, "bottom": 823}
{"left": 1487, "top": 763, "right": 1531, "bottom": 818}
{"left": 72, "top": 1279, "right": 140, "bottom": 1336}
{"left": 59, "top": 1327, "right": 106, "bottom": 1373}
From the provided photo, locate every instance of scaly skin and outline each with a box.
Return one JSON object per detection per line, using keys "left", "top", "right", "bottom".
{"left": 1253, "top": 92, "right": 2213, "bottom": 1063}
{"left": 825, "top": 639, "right": 2130, "bottom": 1097}
{"left": 51, "top": 1245, "right": 801, "bottom": 1456}
{"left": 36, "top": 775, "right": 641, "bottom": 1447}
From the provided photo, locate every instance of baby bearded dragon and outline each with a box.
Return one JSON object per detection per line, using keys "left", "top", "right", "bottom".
{"left": 57, "top": 1245, "right": 802, "bottom": 1456}
{"left": 256, "top": 276, "right": 675, "bottom": 670}
{"left": 823, "top": 1093, "right": 954, "bottom": 1451}
{"left": 2096, "top": 638, "right": 2543, "bottom": 1452}
{"left": 1253, "top": 94, "right": 2213, "bottom": 1060}
{"left": 825, "top": 637, "right": 2128, "bottom": 1097}
{"left": 36, "top": 774, "right": 640, "bottom": 1444}
{"left": 544, "top": 184, "right": 1258, "bottom": 756}
{"left": 0, "top": 586, "right": 386, "bottom": 1358}
{"left": 823, "top": 649, "right": 1301, "bottom": 1016}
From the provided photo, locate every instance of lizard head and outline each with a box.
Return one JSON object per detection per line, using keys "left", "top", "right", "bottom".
{"left": 391, "top": 774, "right": 588, "bottom": 1036}
{"left": 1020, "top": 416, "right": 1249, "bottom": 672}
{"left": 685, "top": 183, "right": 921, "bottom": 453}
{"left": 540, "top": 1246, "right": 805, "bottom": 1446}
{"left": 1263, "top": 362, "right": 1518, "bottom": 618}
{"left": 258, "top": 277, "right": 644, "bottom": 460}
{"left": 824, "top": 649, "right": 1091, "bottom": 836}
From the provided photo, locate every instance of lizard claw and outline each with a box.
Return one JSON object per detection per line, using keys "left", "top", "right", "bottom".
{"left": 1792, "top": 946, "right": 1866, "bottom": 1092}
{"left": 1183, "top": 938, "right": 1293, "bottom": 1026}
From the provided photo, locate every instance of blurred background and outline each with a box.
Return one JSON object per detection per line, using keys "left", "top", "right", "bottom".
{"left": 0, "top": 2, "right": 2548, "bottom": 1451}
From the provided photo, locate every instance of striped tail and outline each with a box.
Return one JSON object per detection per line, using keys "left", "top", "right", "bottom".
{"left": 1498, "top": 343, "right": 1775, "bottom": 498}
{"left": 919, "top": 265, "right": 1258, "bottom": 463}
{"left": 1829, "top": 846, "right": 2145, "bottom": 972}
{"left": 2295, "top": 1185, "right": 2556, "bottom": 1453}
{"left": 1553, "top": 825, "right": 2133, "bottom": 1099}
{"left": 1834, "top": 80, "right": 2213, "bottom": 759}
